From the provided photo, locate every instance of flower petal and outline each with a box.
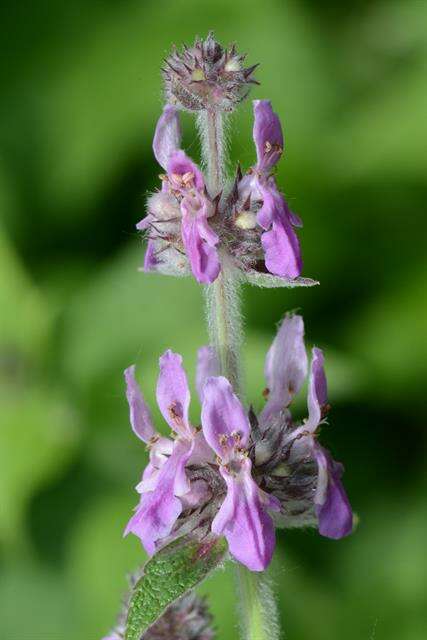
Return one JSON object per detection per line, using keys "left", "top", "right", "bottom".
{"left": 124, "top": 365, "right": 156, "bottom": 442}
{"left": 314, "top": 445, "right": 353, "bottom": 539}
{"left": 136, "top": 436, "right": 175, "bottom": 493}
{"left": 156, "top": 350, "right": 192, "bottom": 438}
{"left": 153, "top": 105, "right": 182, "bottom": 170}
{"left": 136, "top": 462, "right": 159, "bottom": 493}
{"left": 253, "top": 100, "right": 284, "bottom": 172}
{"left": 189, "top": 429, "right": 214, "bottom": 465}
{"left": 261, "top": 219, "right": 302, "bottom": 279}
{"left": 180, "top": 479, "right": 211, "bottom": 510}
{"left": 260, "top": 314, "right": 308, "bottom": 426}
{"left": 142, "top": 238, "right": 159, "bottom": 272}
{"left": 124, "top": 440, "right": 192, "bottom": 554}
{"left": 167, "top": 150, "right": 205, "bottom": 191}
{"left": 201, "top": 376, "right": 250, "bottom": 457}
{"left": 305, "top": 347, "right": 327, "bottom": 432}
{"left": 196, "top": 346, "right": 219, "bottom": 403}
{"left": 212, "top": 459, "right": 276, "bottom": 571}
{"left": 256, "top": 183, "right": 302, "bottom": 279}
{"left": 136, "top": 214, "right": 152, "bottom": 231}
{"left": 181, "top": 197, "right": 220, "bottom": 284}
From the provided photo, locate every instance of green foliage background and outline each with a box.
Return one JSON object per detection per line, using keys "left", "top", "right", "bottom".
{"left": 0, "top": 1, "right": 426, "bottom": 638}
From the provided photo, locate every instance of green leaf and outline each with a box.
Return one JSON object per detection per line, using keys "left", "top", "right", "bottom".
{"left": 125, "top": 535, "right": 227, "bottom": 640}
{"left": 244, "top": 271, "right": 319, "bottom": 288}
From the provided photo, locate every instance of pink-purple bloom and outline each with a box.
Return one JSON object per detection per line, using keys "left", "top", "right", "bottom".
{"left": 138, "top": 100, "right": 305, "bottom": 286}
{"left": 124, "top": 348, "right": 280, "bottom": 571}
{"left": 201, "top": 376, "right": 279, "bottom": 571}
{"left": 259, "top": 315, "right": 353, "bottom": 539}
{"left": 236, "top": 100, "right": 303, "bottom": 279}
{"left": 301, "top": 347, "right": 353, "bottom": 538}
{"left": 124, "top": 318, "right": 352, "bottom": 570}
{"left": 124, "top": 352, "right": 211, "bottom": 555}
{"left": 138, "top": 105, "right": 220, "bottom": 284}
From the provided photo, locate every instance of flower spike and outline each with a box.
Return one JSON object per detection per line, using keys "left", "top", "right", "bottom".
{"left": 138, "top": 35, "right": 315, "bottom": 289}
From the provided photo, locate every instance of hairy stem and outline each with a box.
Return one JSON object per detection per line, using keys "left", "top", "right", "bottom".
{"left": 236, "top": 567, "right": 280, "bottom": 640}
{"left": 200, "top": 109, "right": 280, "bottom": 640}
{"left": 197, "top": 109, "right": 225, "bottom": 195}
{"left": 204, "top": 256, "right": 243, "bottom": 395}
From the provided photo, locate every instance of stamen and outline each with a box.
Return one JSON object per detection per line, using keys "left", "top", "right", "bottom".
{"left": 168, "top": 401, "right": 183, "bottom": 425}
{"left": 182, "top": 171, "right": 195, "bottom": 186}
{"left": 218, "top": 434, "right": 228, "bottom": 447}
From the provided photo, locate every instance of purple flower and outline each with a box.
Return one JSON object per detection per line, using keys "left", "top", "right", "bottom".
{"left": 196, "top": 346, "right": 219, "bottom": 402}
{"left": 138, "top": 100, "right": 315, "bottom": 289}
{"left": 236, "top": 100, "right": 303, "bottom": 279}
{"left": 259, "top": 316, "right": 353, "bottom": 539}
{"left": 201, "top": 376, "right": 279, "bottom": 571}
{"left": 253, "top": 99, "right": 284, "bottom": 172}
{"left": 124, "top": 346, "right": 282, "bottom": 571}
{"left": 124, "top": 351, "right": 212, "bottom": 555}
{"left": 123, "top": 322, "right": 350, "bottom": 570}
{"left": 138, "top": 106, "right": 220, "bottom": 284}
{"left": 152, "top": 104, "right": 182, "bottom": 169}
{"left": 260, "top": 313, "right": 308, "bottom": 426}
{"left": 313, "top": 445, "right": 353, "bottom": 539}
{"left": 302, "top": 348, "right": 353, "bottom": 538}
{"left": 124, "top": 365, "right": 173, "bottom": 492}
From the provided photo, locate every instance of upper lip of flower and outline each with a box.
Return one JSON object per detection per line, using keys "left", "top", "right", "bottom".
{"left": 255, "top": 313, "right": 353, "bottom": 539}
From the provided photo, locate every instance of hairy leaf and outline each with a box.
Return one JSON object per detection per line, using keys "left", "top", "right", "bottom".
{"left": 245, "top": 271, "right": 319, "bottom": 288}
{"left": 125, "top": 535, "right": 227, "bottom": 640}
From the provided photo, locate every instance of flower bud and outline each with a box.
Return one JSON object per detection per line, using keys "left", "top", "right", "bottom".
{"left": 143, "top": 592, "right": 215, "bottom": 640}
{"left": 103, "top": 583, "right": 215, "bottom": 640}
{"left": 162, "top": 32, "right": 259, "bottom": 112}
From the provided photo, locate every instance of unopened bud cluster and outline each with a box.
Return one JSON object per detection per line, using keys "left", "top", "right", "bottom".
{"left": 104, "top": 589, "right": 214, "bottom": 640}
{"left": 163, "top": 32, "right": 258, "bottom": 112}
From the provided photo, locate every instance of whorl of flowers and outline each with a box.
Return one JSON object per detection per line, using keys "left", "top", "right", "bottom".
{"left": 139, "top": 101, "right": 308, "bottom": 285}
{"left": 123, "top": 314, "right": 353, "bottom": 572}
{"left": 137, "top": 33, "right": 312, "bottom": 287}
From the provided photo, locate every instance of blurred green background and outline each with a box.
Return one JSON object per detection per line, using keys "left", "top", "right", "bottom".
{"left": 1, "top": 0, "right": 426, "bottom": 638}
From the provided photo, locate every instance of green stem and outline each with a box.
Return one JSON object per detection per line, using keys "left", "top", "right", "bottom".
{"left": 205, "top": 257, "right": 242, "bottom": 395}
{"left": 198, "top": 109, "right": 225, "bottom": 194}
{"left": 236, "top": 567, "right": 279, "bottom": 640}
{"left": 200, "top": 109, "right": 280, "bottom": 640}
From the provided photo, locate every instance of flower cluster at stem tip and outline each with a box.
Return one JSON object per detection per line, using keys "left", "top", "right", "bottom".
{"left": 138, "top": 33, "right": 310, "bottom": 287}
